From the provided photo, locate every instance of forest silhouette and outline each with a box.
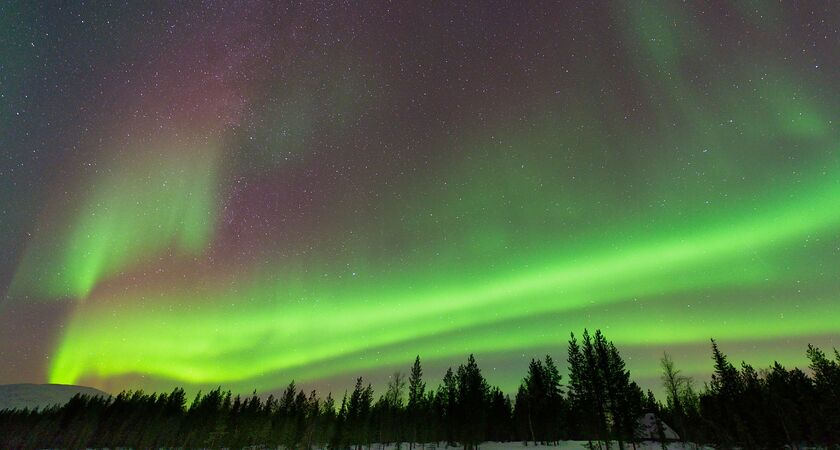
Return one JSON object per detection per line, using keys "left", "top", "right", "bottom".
{"left": 1, "top": 329, "right": 839, "bottom": 449}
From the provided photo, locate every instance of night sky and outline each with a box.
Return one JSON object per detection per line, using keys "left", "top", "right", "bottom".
{"left": 2, "top": 1, "right": 839, "bottom": 397}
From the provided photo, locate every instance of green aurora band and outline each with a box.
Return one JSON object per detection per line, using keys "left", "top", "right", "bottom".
{"left": 10, "top": 137, "right": 220, "bottom": 299}
{"left": 48, "top": 162, "right": 840, "bottom": 390}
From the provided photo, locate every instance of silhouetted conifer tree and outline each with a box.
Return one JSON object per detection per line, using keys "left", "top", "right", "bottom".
{"left": 422, "top": 388, "right": 437, "bottom": 446}
{"left": 438, "top": 366, "right": 458, "bottom": 446}
{"left": 407, "top": 356, "right": 426, "bottom": 449}
{"left": 486, "top": 386, "right": 513, "bottom": 442}
{"left": 347, "top": 377, "right": 374, "bottom": 450}
{"left": 543, "top": 354, "right": 566, "bottom": 443}
{"left": 329, "top": 392, "right": 349, "bottom": 450}
{"left": 583, "top": 330, "right": 610, "bottom": 448}
{"left": 513, "top": 384, "right": 531, "bottom": 444}
{"left": 455, "top": 354, "right": 490, "bottom": 450}
{"left": 567, "top": 331, "right": 597, "bottom": 443}
{"left": 375, "top": 371, "right": 406, "bottom": 448}
{"left": 701, "top": 340, "right": 745, "bottom": 448}
{"left": 515, "top": 354, "right": 565, "bottom": 445}
{"left": 807, "top": 344, "right": 840, "bottom": 446}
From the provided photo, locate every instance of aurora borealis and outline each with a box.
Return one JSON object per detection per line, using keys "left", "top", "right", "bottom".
{"left": 1, "top": 2, "right": 839, "bottom": 396}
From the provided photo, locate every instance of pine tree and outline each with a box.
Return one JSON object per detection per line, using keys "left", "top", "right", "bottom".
{"left": 709, "top": 340, "right": 740, "bottom": 398}
{"left": 567, "top": 329, "right": 643, "bottom": 449}
{"left": 769, "top": 362, "right": 823, "bottom": 447}
{"left": 806, "top": 344, "right": 840, "bottom": 446}
{"left": 439, "top": 367, "right": 458, "bottom": 446}
{"left": 583, "top": 330, "right": 610, "bottom": 449}
{"left": 543, "top": 354, "right": 565, "bottom": 443}
{"left": 513, "top": 384, "right": 530, "bottom": 443}
{"left": 739, "top": 362, "right": 765, "bottom": 447}
{"left": 517, "top": 355, "right": 563, "bottom": 445}
{"left": 522, "top": 358, "right": 545, "bottom": 444}
{"left": 456, "top": 354, "right": 490, "bottom": 450}
{"left": 347, "top": 377, "right": 374, "bottom": 450}
{"left": 318, "top": 393, "right": 336, "bottom": 449}
{"left": 593, "top": 332, "right": 638, "bottom": 450}
{"left": 567, "top": 331, "right": 595, "bottom": 442}
{"left": 701, "top": 339, "right": 745, "bottom": 448}
{"left": 383, "top": 371, "right": 406, "bottom": 448}
{"left": 407, "top": 356, "right": 426, "bottom": 449}
{"left": 423, "top": 389, "right": 437, "bottom": 446}
{"left": 486, "top": 387, "right": 513, "bottom": 442}
{"left": 330, "top": 392, "right": 348, "bottom": 450}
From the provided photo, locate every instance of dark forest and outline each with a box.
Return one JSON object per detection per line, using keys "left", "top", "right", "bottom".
{"left": 2, "top": 330, "right": 839, "bottom": 449}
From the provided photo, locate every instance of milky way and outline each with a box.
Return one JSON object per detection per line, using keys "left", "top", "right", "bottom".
{"left": 1, "top": 2, "right": 839, "bottom": 395}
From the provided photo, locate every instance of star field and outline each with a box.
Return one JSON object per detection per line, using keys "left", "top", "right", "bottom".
{"left": 1, "top": 1, "right": 839, "bottom": 396}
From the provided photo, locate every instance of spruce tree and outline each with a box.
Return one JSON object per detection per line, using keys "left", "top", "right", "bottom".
{"left": 319, "top": 393, "right": 337, "bottom": 449}
{"left": 347, "top": 377, "right": 374, "bottom": 450}
{"left": 543, "top": 354, "right": 565, "bottom": 443}
{"left": 386, "top": 371, "right": 406, "bottom": 448}
{"left": 487, "top": 387, "right": 513, "bottom": 442}
{"left": 593, "top": 333, "right": 637, "bottom": 450}
{"left": 522, "top": 358, "right": 545, "bottom": 444}
{"left": 583, "top": 330, "right": 610, "bottom": 448}
{"left": 513, "top": 384, "right": 531, "bottom": 444}
{"left": 567, "top": 332, "right": 593, "bottom": 442}
{"left": 407, "top": 356, "right": 426, "bottom": 449}
{"left": 330, "top": 392, "right": 348, "bottom": 450}
{"left": 701, "top": 339, "right": 745, "bottom": 447}
{"left": 807, "top": 344, "right": 840, "bottom": 446}
{"left": 709, "top": 340, "right": 741, "bottom": 398}
{"left": 424, "top": 389, "right": 438, "bottom": 446}
{"left": 439, "top": 367, "right": 459, "bottom": 446}
{"left": 456, "top": 354, "right": 490, "bottom": 450}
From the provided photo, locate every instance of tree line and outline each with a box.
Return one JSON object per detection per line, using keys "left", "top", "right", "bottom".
{"left": 1, "top": 329, "right": 839, "bottom": 449}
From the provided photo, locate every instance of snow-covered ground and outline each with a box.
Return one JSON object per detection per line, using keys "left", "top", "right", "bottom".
{"left": 356, "top": 442, "right": 709, "bottom": 450}
{"left": 478, "top": 443, "right": 708, "bottom": 450}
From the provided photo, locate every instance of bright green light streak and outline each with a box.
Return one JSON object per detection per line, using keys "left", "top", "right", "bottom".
{"left": 10, "top": 138, "right": 220, "bottom": 299}
{"left": 48, "top": 168, "right": 840, "bottom": 388}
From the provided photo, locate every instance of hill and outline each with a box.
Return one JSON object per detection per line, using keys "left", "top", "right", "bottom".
{"left": 0, "top": 383, "right": 109, "bottom": 411}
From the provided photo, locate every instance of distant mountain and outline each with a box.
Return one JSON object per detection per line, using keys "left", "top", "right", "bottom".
{"left": 0, "top": 383, "right": 109, "bottom": 411}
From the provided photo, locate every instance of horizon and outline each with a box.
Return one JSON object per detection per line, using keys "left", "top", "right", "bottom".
{"left": 2, "top": 334, "right": 834, "bottom": 402}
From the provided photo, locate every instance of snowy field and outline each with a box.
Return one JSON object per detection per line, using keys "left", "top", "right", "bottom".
{"left": 478, "top": 444, "right": 705, "bottom": 450}
{"left": 343, "top": 442, "right": 709, "bottom": 450}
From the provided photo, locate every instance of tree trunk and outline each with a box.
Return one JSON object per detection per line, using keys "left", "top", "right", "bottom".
{"left": 528, "top": 411, "right": 537, "bottom": 446}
